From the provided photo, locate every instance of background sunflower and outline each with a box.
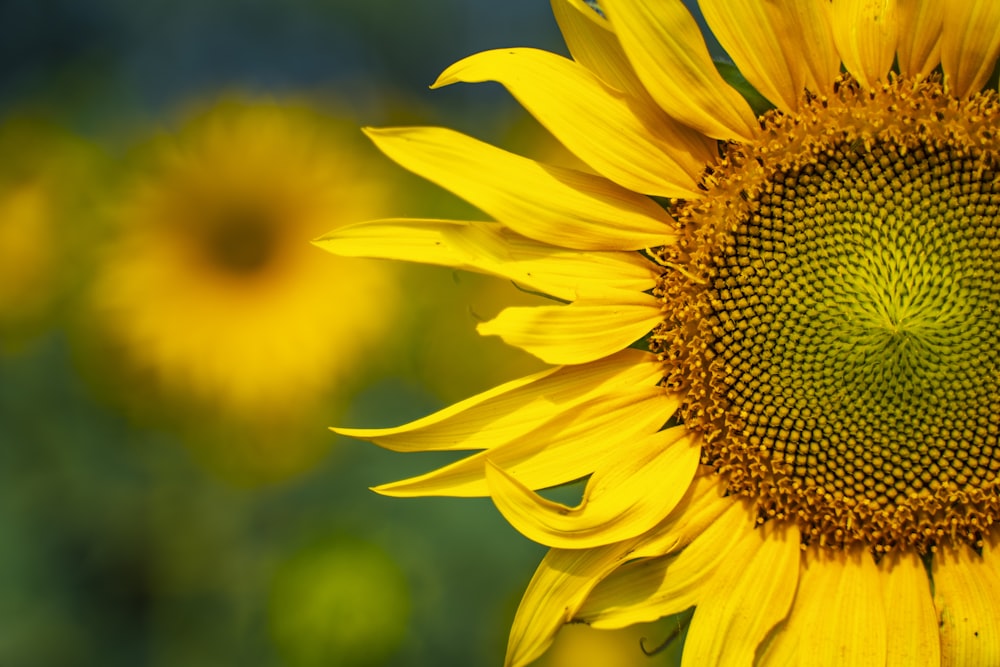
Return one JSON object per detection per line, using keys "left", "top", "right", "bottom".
{"left": 82, "top": 97, "right": 405, "bottom": 482}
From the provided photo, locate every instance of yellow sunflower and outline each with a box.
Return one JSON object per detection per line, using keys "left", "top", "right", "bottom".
{"left": 90, "top": 98, "right": 398, "bottom": 424}
{"left": 317, "top": 1, "right": 1000, "bottom": 665}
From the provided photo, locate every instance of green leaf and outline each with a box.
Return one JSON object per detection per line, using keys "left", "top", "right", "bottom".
{"left": 715, "top": 60, "right": 774, "bottom": 117}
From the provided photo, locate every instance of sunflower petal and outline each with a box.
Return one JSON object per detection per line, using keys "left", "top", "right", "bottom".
{"left": 477, "top": 293, "right": 662, "bottom": 365}
{"left": 551, "top": 0, "right": 646, "bottom": 97}
{"left": 940, "top": 0, "right": 1000, "bottom": 98}
{"left": 434, "top": 48, "right": 714, "bottom": 198}
{"left": 506, "top": 472, "right": 726, "bottom": 667}
{"left": 880, "top": 551, "right": 941, "bottom": 667}
{"left": 334, "top": 348, "right": 661, "bottom": 452}
{"left": 783, "top": 1, "right": 840, "bottom": 93}
{"left": 486, "top": 425, "right": 698, "bottom": 549}
{"left": 681, "top": 521, "right": 800, "bottom": 667}
{"left": 896, "top": 0, "right": 944, "bottom": 80}
{"left": 622, "top": 471, "right": 732, "bottom": 558}
{"left": 373, "top": 387, "right": 677, "bottom": 497}
{"left": 579, "top": 499, "right": 752, "bottom": 628}
{"left": 315, "top": 218, "right": 658, "bottom": 302}
{"left": 830, "top": 0, "right": 899, "bottom": 90}
{"left": 759, "top": 547, "right": 887, "bottom": 666}
{"left": 314, "top": 218, "right": 475, "bottom": 268}
{"left": 933, "top": 543, "right": 1000, "bottom": 666}
{"left": 505, "top": 543, "right": 636, "bottom": 667}
{"left": 365, "top": 126, "right": 675, "bottom": 251}
{"left": 601, "top": 0, "right": 758, "bottom": 141}
{"left": 699, "top": 0, "right": 805, "bottom": 112}
{"left": 438, "top": 226, "right": 659, "bottom": 302}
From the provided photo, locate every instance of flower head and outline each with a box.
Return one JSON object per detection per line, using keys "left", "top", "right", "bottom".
{"left": 90, "top": 98, "right": 399, "bottom": 427}
{"left": 319, "top": 1, "right": 1000, "bottom": 665}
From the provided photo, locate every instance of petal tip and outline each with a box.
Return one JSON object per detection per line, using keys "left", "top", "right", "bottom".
{"left": 430, "top": 69, "right": 455, "bottom": 90}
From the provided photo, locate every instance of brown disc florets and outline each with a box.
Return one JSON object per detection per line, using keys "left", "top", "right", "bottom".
{"left": 654, "top": 77, "right": 1000, "bottom": 553}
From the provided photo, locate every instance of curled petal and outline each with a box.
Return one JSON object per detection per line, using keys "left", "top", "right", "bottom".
{"left": 486, "top": 425, "right": 697, "bottom": 549}
{"left": 578, "top": 498, "right": 752, "bottom": 628}
{"left": 506, "top": 472, "right": 728, "bottom": 667}
{"left": 373, "top": 387, "right": 678, "bottom": 497}
{"left": 334, "top": 348, "right": 661, "bottom": 452}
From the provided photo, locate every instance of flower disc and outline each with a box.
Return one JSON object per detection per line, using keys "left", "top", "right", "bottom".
{"left": 657, "top": 78, "right": 1000, "bottom": 553}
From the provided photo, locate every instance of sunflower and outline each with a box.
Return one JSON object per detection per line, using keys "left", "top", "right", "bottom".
{"left": 90, "top": 98, "right": 399, "bottom": 428}
{"left": 317, "top": 1, "right": 1000, "bottom": 665}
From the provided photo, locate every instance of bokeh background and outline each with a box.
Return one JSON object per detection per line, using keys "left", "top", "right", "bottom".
{"left": 0, "top": 1, "right": 712, "bottom": 665}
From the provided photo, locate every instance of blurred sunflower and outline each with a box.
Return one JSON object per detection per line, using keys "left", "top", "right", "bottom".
{"left": 89, "top": 98, "right": 398, "bottom": 477}
{"left": 318, "top": 1, "right": 1000, "bottom": 666}
{"left": 0, "top": 117, "right": 105, "bottom": 349}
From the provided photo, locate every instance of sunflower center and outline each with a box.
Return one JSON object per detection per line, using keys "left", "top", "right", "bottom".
{"left": 203, "top": 208, "right": 277, "bottom": 273}
{"left": 655, "top": 78, "right": 1000, "bottom": 553}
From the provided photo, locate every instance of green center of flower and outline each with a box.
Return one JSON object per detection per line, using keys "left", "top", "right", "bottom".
{"left": 656, "top": 78, "right": 1000, "bottom": 553}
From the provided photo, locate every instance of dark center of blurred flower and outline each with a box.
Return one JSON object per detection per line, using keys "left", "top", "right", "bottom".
{"left": 654, "top": 77, "right": 1000, "bottom": 554}
{"left": 204, "top": 208, "right": 277, "bottom": 274}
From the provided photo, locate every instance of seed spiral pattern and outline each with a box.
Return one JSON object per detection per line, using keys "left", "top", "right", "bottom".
{"left": 655, "top": 78, "right": 1000, "bottom": 552}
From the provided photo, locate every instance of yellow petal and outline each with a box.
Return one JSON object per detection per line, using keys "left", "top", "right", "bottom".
{"left": 880, "top": 551, "right": 940, "bottom": 667}
{"left": 622, "top": 471, "right": 732, "bottom": 558}
{"left": 699, "top": 0, "right": 805, "bottom": 112}
{"left": 896, "top": 0, "right": 944, "bottom": 80}
{"left": 579, "top": 498, "right": 752, "bottom": 628}
{"left": 984, "top": 530, "right": 1000, "bottom": 578}
{"left": 505, "top": 471, "right": 727, "bottom": 667}
{"left": 315, "top": 218, "right": 658, "bottom": 302}
{"left": 551, "top": 0, "right": 647, "bottom": 97}
{"left": 314, "top": 218, "right": 475, "bottom": 268}
{"left": 365, "top": 126, "right": 675, "bottom": 251}
{"left": 334, "top": 348, "right": 661, "bottom": 452}
{"left": 434, "top": 48, "right": 714, "bottom": 198}
{"left": 505, "top": 543, "right": 639, "bottom": 667}
{"left": 783, "top": 1, "right": 841, "bottom": 93}
{"left": 759, "top": 546, "right": 887, "bottom": 666}
{"left": 486, "top": 424, "right": 698, "bottom": 549}
{"left": 933, "top": 543, "right": 1000, "bottom": 666}
{"left": 941, "top": 0, "right": 1000, "bottom": 98}
{"left": 830, "top": 0, "right": 899, "bottom": 90}
{"left": 477, "top": 293, "right": 662, "bottom": 365}
{"left": 601, "top": 0, "right": 758, "bottom": 141}
{"left": 374, "top": 387, "right": 677, "bottom": 497}
{"left": 681, "top": 521, "right": 800, "bottom": 667}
